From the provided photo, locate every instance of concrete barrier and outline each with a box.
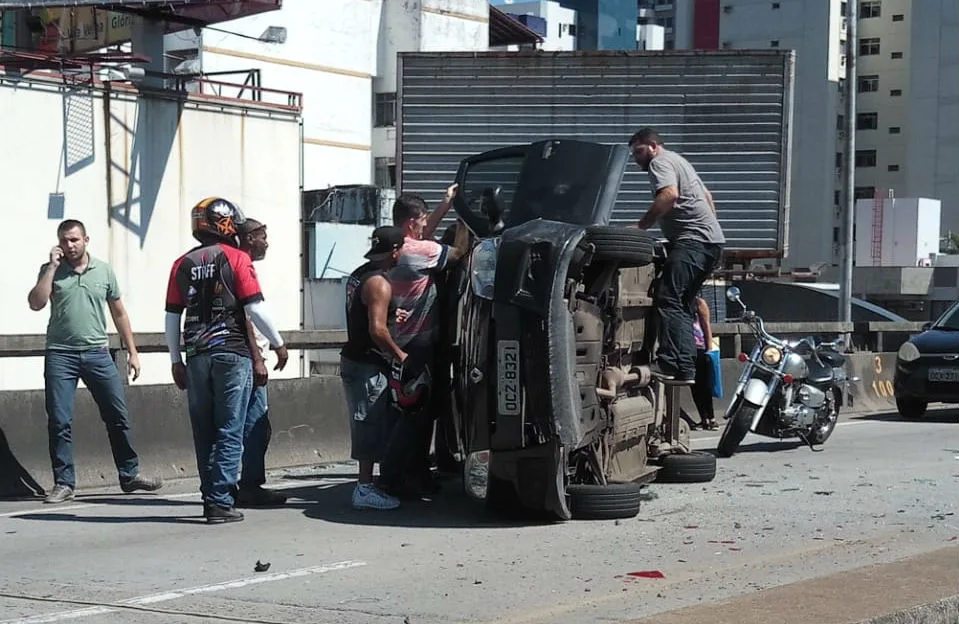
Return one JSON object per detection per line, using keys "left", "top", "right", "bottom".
{"left": 0, "top": 376, "right": 350, "bottom": 498}
{"left": 0, "top": 353, "right": 904, "bottom": 497}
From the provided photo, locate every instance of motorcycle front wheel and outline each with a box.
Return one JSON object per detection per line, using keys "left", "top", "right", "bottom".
{"left": 717, "top": 400, "right": 757, "bottom": 458}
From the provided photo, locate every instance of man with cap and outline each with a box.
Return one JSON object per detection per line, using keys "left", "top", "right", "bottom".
{"left": 339, "top": 226, "right": 409, "bottom": 510}
{"left": 235, "top": 218, "right": 288, "bottom": 507}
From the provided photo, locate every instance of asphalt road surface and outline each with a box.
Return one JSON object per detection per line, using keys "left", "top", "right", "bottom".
{"left": 1, "top": 408, "right": 957, "bottom": 624}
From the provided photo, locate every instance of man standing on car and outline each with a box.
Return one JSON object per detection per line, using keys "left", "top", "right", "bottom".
{"left": 341, "top": 226, "right": 410, "bottom": 510}
{"left": 629, "top": 127, "right": 725, "bottom": 384}
{"left": 28, "top": 219, "right": 164, "bottom": 505}
{"left": 387, "top": 188, "right": 469, "bottom": 496}
{"left": 235, "top": 218, "right": 288, "bottom": 507}
{"left": 165, "top": 197, "right": 288, "bottom": 524}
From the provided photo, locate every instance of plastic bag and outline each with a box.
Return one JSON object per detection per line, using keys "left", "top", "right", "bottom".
{"left": 706, "top": 349, "right": 723, "bottom": 399}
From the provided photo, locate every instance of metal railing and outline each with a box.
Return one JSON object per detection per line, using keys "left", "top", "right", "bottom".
{"left": 0, "top": 322, "right": 926, "bottom": 360}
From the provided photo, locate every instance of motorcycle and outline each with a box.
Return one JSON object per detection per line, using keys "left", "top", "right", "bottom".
{"left": 717, "top": 287, "right": 859, "bottom": 457}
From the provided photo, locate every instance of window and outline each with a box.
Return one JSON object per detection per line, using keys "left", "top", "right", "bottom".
{"left": 860, "top": 1, "right": 881, "bottom": 18}
{"left": 890, "top": 88, "right": 902, "bottom": 96}
{"left": 855, "top": 150, "right": 877, "bottom": 167}
{"left": 770, "top": 40, "right": 779, "bottom": 47}
{"left": 892, "top": 13, "right": 904, "bottom": 22}
{"left": 854, "top": 186, "right": 876, "bottom": 200}
{"left": 374, "top": 92, "right": 396, "bottom": 127}
{"left": 889, "top": 126, "right": 901, "bottom": 134}
{"left": 833, "top": 227, "right": 840, "bottom": 243}
{"left": 569, "top": 24, "right": 577, "bottom": 35}
{"left": 859, "top": 37, "right": 880, "bottom": 55}
{"left": 834, "top": 190, "right": 841, "bottom": 205}
{"left": 856, "top": 112, "right": 879, "bottom": 130}
{"left": 887, "top": 164, "right": 900, "bottom": 172}
{"left": 891, "top": 51, "right": 903, "bottom": 59}
{"left": 772, "top": 2, "right": 780, "bottom": 8}
{"left": 837, "top": 114, "right": 845, "bottom": 130}
{"left": 840, "top": 1, "right": 847, "bottom": 17}
{"left": 835, "top": 152, "right": 844, "bottom": 168}
{"left": 857, "top": 74, "right": 879, "bottom": 92}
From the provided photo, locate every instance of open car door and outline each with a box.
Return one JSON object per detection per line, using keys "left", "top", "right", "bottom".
{"left": 450, "top": 139, "right": 631, "bottom": 238}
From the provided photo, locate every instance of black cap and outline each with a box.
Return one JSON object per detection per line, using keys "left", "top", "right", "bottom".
{"left": 365, "top": 226, "right": 405, "bottom": 259}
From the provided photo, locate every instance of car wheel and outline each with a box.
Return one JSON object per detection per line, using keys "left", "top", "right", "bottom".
{"left": 896, "top": 397, "right": 928, "bottom": 420}
{"left": 567, "top": 482, "right": 643, "bottom": 520}
{"left": 654, "top": 451, "right": 717, "bottom": 483}
{"left": 584, "top": 226, "right": 655, "bottom": 267}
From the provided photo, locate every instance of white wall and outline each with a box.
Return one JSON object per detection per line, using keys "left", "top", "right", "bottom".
{"left": 637, "top": 23, "right": 664, "bottom": 50}
{"left": 196, "top": 0, "right": 376, "bottom": 190}
{"left": 907, "top": 0, "right": 959, "bottom": 237}
{"left": 719, "top": 0, "right": 842, "bottom": 270}
{"left": 0, "top": 74, "right": 303, "bottom": 391}
{"left": 854, "top": 197, "right": 941, "bottom": 268}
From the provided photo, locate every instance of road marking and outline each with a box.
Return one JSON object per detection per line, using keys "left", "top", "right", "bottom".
{"left": 0, "top": 478, "right": 346, "bottom": 519}
{"left": 1, "top": 560, "right": 367, "bottom": 624}
{"left": 692, "top": 418, "right": 873, "bottom": 445}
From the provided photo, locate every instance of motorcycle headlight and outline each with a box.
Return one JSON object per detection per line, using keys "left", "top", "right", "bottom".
{"left": 897, "top": 341, "right": 920, "bottom": 363}
{"left": 761, "top": 346, "right": 783, "bottom": 366}
{"left": 469, "top": 238, "right": 499, "bottom": 300}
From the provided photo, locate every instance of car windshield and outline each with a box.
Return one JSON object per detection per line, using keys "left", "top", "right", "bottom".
{"left": 932, "top": 302, "right": 959, "bottom": 330}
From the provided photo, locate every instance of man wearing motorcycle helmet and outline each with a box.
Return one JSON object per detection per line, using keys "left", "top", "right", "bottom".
{"left": 164, "top": 197, "right": 288, "bottom": 524}
{"left": 339, "top": 226, "right": 409, "bottom": 511}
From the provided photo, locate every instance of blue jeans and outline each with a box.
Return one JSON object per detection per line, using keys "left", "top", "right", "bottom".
{"left": 239, "top": 385, "right": 270, "bottom": 489}
{"left": 185, "top": 352, "right": 253, "bottom": 508}
{"left": 44, "top": 348, "right": 139, "bottom": 488}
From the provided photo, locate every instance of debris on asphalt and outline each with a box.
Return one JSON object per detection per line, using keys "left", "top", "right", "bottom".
{"left": 254, "top": 560, "right": 271, "bottom": 573}
{"left": 626, "top": 571, "right": 665, "bottom": 579}
{"left": 814, "top": 490, "right": 835, "bottom": 496}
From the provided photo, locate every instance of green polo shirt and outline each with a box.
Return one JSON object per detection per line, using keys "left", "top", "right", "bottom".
{"left": 39, "top": 256, "right": 121, "bottom": 351}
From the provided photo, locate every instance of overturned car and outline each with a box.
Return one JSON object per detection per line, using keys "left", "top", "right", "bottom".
{"left": 432, "top": 139, "right": 717, "bottom": 521}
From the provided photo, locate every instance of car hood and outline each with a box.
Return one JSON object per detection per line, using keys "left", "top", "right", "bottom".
{"left": 910, "top": 328, "right": 959, "bottom": 354}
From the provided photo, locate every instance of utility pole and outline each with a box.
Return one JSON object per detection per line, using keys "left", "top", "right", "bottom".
{"left": 839, "top": 0, "right": 857, "bottom": 324}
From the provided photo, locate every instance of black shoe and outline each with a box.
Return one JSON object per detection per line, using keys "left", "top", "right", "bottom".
{"left": 204, "top": 503, "right": 244, "bottom": 524}
{"left": 120, "top": 475, "right": 164, "bottom": 494}
{"left": 235, "top": 486, "right": 288, "bottom": 508}
{"left": 649, "top": 363, "right": 695, "bottom": 386}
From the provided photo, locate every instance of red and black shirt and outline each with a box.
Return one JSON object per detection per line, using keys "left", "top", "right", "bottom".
{"left": 165, "top": 243, "right": 264, "bottom": 359}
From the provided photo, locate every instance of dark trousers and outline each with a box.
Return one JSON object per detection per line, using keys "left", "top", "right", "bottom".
{"left": 44, "top": 348, "right": 139, "bottom": 488}
{"left": 692, "top": 349, "right": 716, "bottom": 423}
{"left": 379, "top": 343, "right": 435, "bottom": 489}
{"left": 655, "top": 240, "right": 722, "bottom": 379}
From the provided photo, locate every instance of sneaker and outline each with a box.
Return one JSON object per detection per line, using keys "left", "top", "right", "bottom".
{"left": 204, "top": 503, "right": 244, "bottom": 524}
{"left": 351, "top": 483, "right": 400, "bottom": 510}
{"left": 44, "top": 484, "right": 75, "bottom": 504}
{"left": 120, "top": 475, "right": 164, "bottom": 494}
{"left": 236, "top": 486, "right": 288, "bottom": 508}
{"left": 649, "top": 363, "right": 695, "bottom": 386}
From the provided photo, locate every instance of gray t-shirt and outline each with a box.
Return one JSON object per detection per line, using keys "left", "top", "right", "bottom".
{"left": 647, "top": 149, "right": 726, "bottom": 245}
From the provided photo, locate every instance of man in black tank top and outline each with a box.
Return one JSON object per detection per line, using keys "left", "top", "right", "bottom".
{"left": 339, "top": 227, "right": 409, "bottom": 511}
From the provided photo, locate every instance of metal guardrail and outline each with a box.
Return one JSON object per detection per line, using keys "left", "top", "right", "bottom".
{"left": 0, "top": 323, "right": 926, "bottom": 359}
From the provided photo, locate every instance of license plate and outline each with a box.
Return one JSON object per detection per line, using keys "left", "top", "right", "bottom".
{"left": 497, "top": 340, "right": 521, "bottom": 415}
{"left": 928, "top": 368, "right": 959, "bottom": 383}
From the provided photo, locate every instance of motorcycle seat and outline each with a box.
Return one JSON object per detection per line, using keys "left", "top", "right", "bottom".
{"left": 818, "top": 350, "right": 846, "bottom": 368}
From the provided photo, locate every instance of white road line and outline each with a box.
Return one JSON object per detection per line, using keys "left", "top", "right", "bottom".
{"left": 2, "top": 560, "right": 367, "bottom": 624}
{"left": 692, "top": 418, "right": 873, "bottom": 445}
{"left": 0, "top": 477, "right": 347, "bottom": 519}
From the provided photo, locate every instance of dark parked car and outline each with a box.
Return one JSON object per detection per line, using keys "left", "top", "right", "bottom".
{"left": 432, "top": 139, "right": 717, "bottom": 522}
{"left": 894, "top": 300, "right": 959, "bottom": 419}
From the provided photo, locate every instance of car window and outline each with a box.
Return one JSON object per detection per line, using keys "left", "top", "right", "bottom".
{"left": 933, "top": 301, "right": 959, "bottom": 330}
{"left": 459, "top": 155, "right": 525, "bottom": 225}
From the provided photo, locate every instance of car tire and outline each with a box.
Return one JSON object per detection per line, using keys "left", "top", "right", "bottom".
{"left": 896, "top": 397, "right": 928, "bottom": 420}
{"left": 584, "top": 226, "right": 655, "bottom": 267}
{"left": 654, "top": 451, "right": 717, "bottom": 483}
{"left": 568, "top": 482, "right": 643, "bottom": 520}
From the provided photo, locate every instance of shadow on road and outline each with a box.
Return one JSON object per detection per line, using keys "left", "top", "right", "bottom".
{"left": 12, "top": 512, "right": 205, "bottom": 525}
{"left": 290, "top": 476, "right": 555, "bottom": 529}
{"left": 850, "top": 408, "right": 957, "bottom": 424}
